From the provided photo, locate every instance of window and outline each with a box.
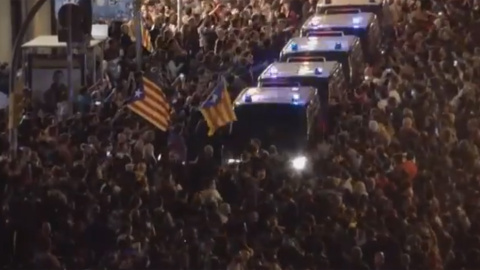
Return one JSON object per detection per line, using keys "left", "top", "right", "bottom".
{"left": 368, "top": 19, "right": 381, "bottom": 49}
{"left": 351, "top": 42, "right": 365, "bottom": 70}
{"left": 329, "top": 67, "right": 348, "bottom": 101}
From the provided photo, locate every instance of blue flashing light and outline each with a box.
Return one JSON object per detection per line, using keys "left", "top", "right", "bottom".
{"left": 334, "top": 42, "right": 342, "bottom": 50}
{"left": 292, "top": 93, "right": 300, "bottom": 102}
{"left": 244, "top": 94, "right": 252, "bottom": 102}
{"left": 290, "top": 43, "right": 298, "bottom": 51}
{"left": 314, "top": 68, "right": 323, "bottom": 75}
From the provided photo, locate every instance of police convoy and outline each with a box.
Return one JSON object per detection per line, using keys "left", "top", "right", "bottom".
{"left": 225, "top": 0, "right": 391, "bottom": 169}
{"left": 279, "top": 36, "right": 364, "bottom": 86}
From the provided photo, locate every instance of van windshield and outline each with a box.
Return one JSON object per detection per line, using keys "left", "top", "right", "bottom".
{"left": 317, "top": 5, "right": 382, "bottom": 15}
{"left": 305, "top": 27, "right": 366, "bottom": 37}
{"left": 230, "top": 104, "right": 308, "bottom": 151}
{"left": 286, "top": 51, "right": 348, "bottom": 67}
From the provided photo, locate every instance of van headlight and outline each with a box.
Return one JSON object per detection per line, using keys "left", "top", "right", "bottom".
{"left": 227, "top": 158, "right": 242, "bottom": 164}
{"left": 291, "top": 156, "right": 307, "bottom": 171}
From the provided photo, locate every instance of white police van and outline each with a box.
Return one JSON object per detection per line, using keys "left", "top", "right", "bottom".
{"left": 300, "top": 13, "right": 381, "bottom": 61}
{"left": 257, "top": 61, "right": 348, "bottom": 106}
{"left": 227, "top": 86, "right": 322, "bottom": 169}
{"left": 316, "top": 0, "right": 392, "bottom": 28}
{"left": 279, "top": 36, "right": 365, "bottom": 87}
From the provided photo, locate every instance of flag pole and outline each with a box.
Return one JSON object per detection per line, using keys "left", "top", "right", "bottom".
{"left": 134, "top": 0, "right": 143, "bottom": 71}
{"left": 177, "top": 0, "right": 183, "bottom": 30}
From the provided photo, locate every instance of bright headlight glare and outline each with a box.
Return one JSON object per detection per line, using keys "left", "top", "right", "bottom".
{"left": 291, "top": 156, "right": 307, "bottom": 170}
{"left": 227, "top": 158, "right": 241, "bottom": 164}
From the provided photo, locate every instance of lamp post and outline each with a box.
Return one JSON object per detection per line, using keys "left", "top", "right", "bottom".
{"left": 177, "top": 0, "right": 182, "bottom": 30}
{"left": 134, "top": 0, "right": 143, "bottom": 71}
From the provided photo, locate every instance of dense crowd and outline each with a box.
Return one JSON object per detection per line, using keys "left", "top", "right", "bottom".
{"left": 2, "top": 0, "right": 480, "bottom": 269}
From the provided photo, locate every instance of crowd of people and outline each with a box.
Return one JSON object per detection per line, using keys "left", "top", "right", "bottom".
{"left": 1, "top": 0, "right": 480, "bottom": 269}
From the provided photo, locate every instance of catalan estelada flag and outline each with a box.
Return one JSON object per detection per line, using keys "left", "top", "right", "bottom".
{"left": 141, "top": 23, "right": 153, "bottom": 52}
{"left": 200, "top": 78, "right": 237, "bottom": 136}
{"left": 127, "top": 76, "right": 170, "bottom": 131}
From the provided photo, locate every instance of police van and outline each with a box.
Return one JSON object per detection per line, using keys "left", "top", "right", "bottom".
{"left": 279, "top": 36, "right": 365, "bottom": 87}
{"left": 257, "top": 61, "right": 348, "bottom": 105}
{"left": 316, "top": 0, "right": 392, "bottom": 28}
{"left": 300, "top": 13, "right": 381, "bottom": 61}
{"left": 228, "top": 86, "right": 322, "bottom": 169}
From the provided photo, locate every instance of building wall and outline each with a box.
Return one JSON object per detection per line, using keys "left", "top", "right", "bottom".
{"left": 27, "top": 0, "right": 53, "bottom": 38}
{"left": 0, "top": 0, "right": 53, "bottom": 63}
{"left": 0, "top": 0, "right": 12, "bottom": 63}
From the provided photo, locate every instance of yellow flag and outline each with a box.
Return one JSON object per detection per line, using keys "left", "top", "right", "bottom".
{"left": 8, "top": 78, "right": 24, "bottom": 129}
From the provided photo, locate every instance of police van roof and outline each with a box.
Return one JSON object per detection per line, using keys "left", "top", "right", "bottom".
{"left": 317, "top": 0, "right": 383, "bottom": 8}
{"left": 302, "top": 13, "right": 374, "bottom": 30}
{"left": 259, "top": 61, "right": 340, "bottom": 80}
{"left": 234, "top": 86, "right": 317, "bottom": 106}
{"left": 281, "top": 36, "right": 358, "bottom": 54}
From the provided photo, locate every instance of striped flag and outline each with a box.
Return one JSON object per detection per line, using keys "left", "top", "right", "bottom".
{"left": 127, "top": 19, "right": 153, "bottom": 52}
{"left": 141, "top": 23, "right": 153, "bottom": 52}
{"left": 127, "top": 75, "right": 170, "bottom": 131}
{"left": 8, "top": 77, "right": 25, "bottom": 129}
{"left": 200, "top": 77, "right": 237, "bottom": 136}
